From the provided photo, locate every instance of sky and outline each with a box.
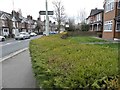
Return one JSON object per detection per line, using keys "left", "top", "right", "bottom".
{"left": 0, "top": 0, "right": 104, "bottom": 21}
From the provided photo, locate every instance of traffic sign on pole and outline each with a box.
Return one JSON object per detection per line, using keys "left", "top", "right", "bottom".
{"left": 39, "top": 11, "right": 54, "bottom": 15}
{"left": 45, "top": 0, "right": 49, "bottom": 36}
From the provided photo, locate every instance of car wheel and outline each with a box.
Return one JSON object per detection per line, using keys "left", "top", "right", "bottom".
{"left": 22, "top": 38, "right": 25, "bottom": 40}
{"left": 15, "top": 38, "right": 18, "bottom": 40}
{"left": 28, "top": 36, "right": 30, "bottom": 39}
{"left": 2, "top": 38, "right": 5, "bottom": 41}
{"left": 22, "top": 37, "right": 26, "bottom": 40}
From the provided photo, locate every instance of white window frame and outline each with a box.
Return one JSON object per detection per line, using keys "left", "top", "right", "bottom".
{"left": 96, "top": 14, "right": 99, "bottom": 21}
{"left": 97, "top": 14, "right": 101, "bottom": 21}
{"left": 105, "top": 0, "right": 114, "bottom": 13}
{"left": 104, "top": 20, "right": 113, "bottom": 32}
{"left": 2, "top": 20, "right": 5, "bottom": 27}
{"left": 3, "top": 28, "right": 9, "bottom": 36}
{"left": 13, "top": 22, "right": 16, "bottom": 28}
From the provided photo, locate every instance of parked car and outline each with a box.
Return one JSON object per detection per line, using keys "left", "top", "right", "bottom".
{"left": 43, "top": 31, "right": 58, "bottom": 35}
{"left": 0, "top": 36, "right": 5, "bottom": 41}
{"left": 29, "top": 32, "right": 37, "bottom": 37}
{"left": 15, "top": 32, "right": 30, "bottom": 40}
{"left": 35, "top": 32, "right": 43, "bottom": 35}
{"left": 49, "top": 31, "right": 58, "bottom": 34}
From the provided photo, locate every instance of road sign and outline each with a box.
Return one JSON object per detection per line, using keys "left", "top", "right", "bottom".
{"left": 39, "top": 11, "right": 54, "bottom": 15}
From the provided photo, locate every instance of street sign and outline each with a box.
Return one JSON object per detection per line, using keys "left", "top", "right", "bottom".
{"left": 39, "top": 11, "right": 54, "bottom": 15}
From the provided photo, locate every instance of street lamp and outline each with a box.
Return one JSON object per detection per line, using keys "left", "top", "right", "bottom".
{"left": 45, "top": 0, "right": 49, "bottom": 36}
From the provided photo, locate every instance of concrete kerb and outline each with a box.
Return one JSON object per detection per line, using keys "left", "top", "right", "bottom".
{"left": 0, "top": 48, "right": 28, "bottom": 62}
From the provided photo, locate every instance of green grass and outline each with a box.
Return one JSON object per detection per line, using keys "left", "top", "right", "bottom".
{"left": 29, "top": 34, "right": 119, "bottom": 89}
{"left": 67, "top": 36, "right": 107, "bottom": 43}
{"left": 96, "top": 43, "right": 119, "bottom": 49}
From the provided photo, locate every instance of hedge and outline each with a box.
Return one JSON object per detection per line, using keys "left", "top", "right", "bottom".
{"left": 29, "top": 34, "right": 119, "bottom": 89}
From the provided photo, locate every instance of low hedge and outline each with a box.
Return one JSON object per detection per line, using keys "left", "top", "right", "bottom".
{"left": 29, "top": 34, "right": 119, "bottom": 89}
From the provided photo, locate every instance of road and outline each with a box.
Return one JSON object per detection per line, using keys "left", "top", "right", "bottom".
{"left": 0, "top": 35, "right": 42, "bottom": 59}
{"left": 0, "top": 35, "right": 42, "bottom": 89}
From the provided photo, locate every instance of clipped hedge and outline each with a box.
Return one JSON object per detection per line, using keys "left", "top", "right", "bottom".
{"left": 29, "top": 35, "right": 119, "bottom": 89}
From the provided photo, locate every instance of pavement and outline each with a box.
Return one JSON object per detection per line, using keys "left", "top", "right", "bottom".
{"left": 1, "top": 49, "right": 37, "bottom": 89}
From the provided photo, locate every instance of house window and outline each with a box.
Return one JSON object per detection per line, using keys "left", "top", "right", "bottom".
{"left": 2, "top": 20, "right": 5, "bottom": 26}
{"left": 13, "top": 22, "right": 16, "bottom": 28}
{"left": 104, "top": 20, "right": 113, "bottom": 31}
{"left": 4, "top": 29, "right": 8, "bottom": 32}
{"left": 105, "top": 0, "right": 114, "bottom": 12}
{"left": 97, "top": 14, "right": 101, "bottom": 21}
{"left": 118, "top": 0, "right": 120, "bottom": 8}
{"left": 116, "top": 22, "right": 120, "bottom": 31}
{"left": 17, "top": 22, "right": 19, "bottom": 27}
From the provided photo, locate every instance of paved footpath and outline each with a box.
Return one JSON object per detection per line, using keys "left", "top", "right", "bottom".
{"left": 2, "top": 50, "right": 36, "bottom": 88}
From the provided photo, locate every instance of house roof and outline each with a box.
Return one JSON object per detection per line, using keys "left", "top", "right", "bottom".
{"left": 12, "top": 11, "right": 22, "bottom": 22}
{"left": 0, "top": 11, "right": 3, "bottom": 17}
{"left": 90, "top": 8, "right": 104, "bottom": 16}
{"left": 0, "top": 10, "right": 37, "bottom": 24}
{"left": 0, "top": 10, "right": 12, "bottom": 20}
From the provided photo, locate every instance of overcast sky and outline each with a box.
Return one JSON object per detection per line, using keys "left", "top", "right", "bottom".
{"left": 0, "top": 0, "right": 104, "bottom": 21}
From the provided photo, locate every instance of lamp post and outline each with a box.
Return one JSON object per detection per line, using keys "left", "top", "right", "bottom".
{"left": 45, "top": 0, "right": 49, "bottom": 36}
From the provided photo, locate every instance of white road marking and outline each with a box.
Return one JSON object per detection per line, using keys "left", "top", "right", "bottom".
{"left": 0, "top": 40, "right": 26, "bottom": 47}
{"left": 18, "top": 41, "right": 21, "bottom": 42}
{"left": 0, "top": 43, "right": 11, "bottom": 47}
{"left": 0, "top": 48, "right": 28, "bottom": 62}
{"left": 5, "top": 43, "right": 11, "bottom": 45}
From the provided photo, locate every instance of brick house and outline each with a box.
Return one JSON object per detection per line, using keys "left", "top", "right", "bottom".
{"left": 21, "top": 17, "right": 28, "bottom": 32}
{"left": 0, "top": 11, "right": 13, "bottom": 37}
{"left": 87, "top": 8, "right": 104, "bottom": 37}
{"left": 26, "top": 15, "right": 35, "bottom": 32}
{"left": 102, "top": 0, "right": 120, "bottom": 40}
{"left": 0, "top": 10, "right": 39, "bottom": 37}
{"left": 12, "top": 11, "right": 36, "bottom": 36}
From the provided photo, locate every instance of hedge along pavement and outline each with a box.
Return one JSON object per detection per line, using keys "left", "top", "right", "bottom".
{"left": 29, "top": 34, "right": 119, "bottom": 89}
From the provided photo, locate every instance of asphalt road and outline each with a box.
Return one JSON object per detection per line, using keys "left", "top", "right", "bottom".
{"left": 0, "top": 35, "right": 42, "bottom": 59}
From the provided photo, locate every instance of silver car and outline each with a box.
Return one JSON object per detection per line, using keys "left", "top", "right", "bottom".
{"left": 0, "top": 36, "right": 5, "bottom": 41}
{"left": 15, "top": 32, "right": 30, "bottom": 40}
{"left": 30, "top": 32, "right": 37, "bottom": 37}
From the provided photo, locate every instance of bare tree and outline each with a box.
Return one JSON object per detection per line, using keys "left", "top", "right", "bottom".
{"left": 77, "top": 8, "right": 87, "bottom": 23}
{"left": 52, "top": 0, "right": 66, "bottom": 33}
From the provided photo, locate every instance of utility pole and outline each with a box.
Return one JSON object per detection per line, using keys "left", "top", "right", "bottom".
{"left": 45, "top": 0, "right": 49, "bottom": 36}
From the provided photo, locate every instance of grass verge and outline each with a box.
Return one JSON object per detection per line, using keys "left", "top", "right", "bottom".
{"left": 29, "top": 34, "right": 119, "bottom": 89}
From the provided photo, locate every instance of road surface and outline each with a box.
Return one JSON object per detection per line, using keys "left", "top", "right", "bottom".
{"left": 0, "top": 35, "right": 42, "bottom": 89}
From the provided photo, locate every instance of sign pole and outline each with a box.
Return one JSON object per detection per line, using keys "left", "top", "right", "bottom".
{"left": 45, "top": 0, "right": 49, "bottom": 36}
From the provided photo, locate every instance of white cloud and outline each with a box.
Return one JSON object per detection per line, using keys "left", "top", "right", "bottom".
{"left": 0, "top": 0, "right": 104, "bottom": 20}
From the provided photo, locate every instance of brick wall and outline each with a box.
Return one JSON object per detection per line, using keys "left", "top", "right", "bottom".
{"left": 102, "top": 1, "right": 117, "bottom": 40}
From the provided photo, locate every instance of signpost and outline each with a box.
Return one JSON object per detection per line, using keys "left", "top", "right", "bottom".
{"left": 39, "top": 10, "right": 54, "bottom": 36}
{"left": 45, "top": 0, "right": 49, "bottom": 36}
{"left": 39, "top": 11, "right": 54, "bottom": 15}
{"left": 39, "top": 0, "right": 54, "bottom": 36}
